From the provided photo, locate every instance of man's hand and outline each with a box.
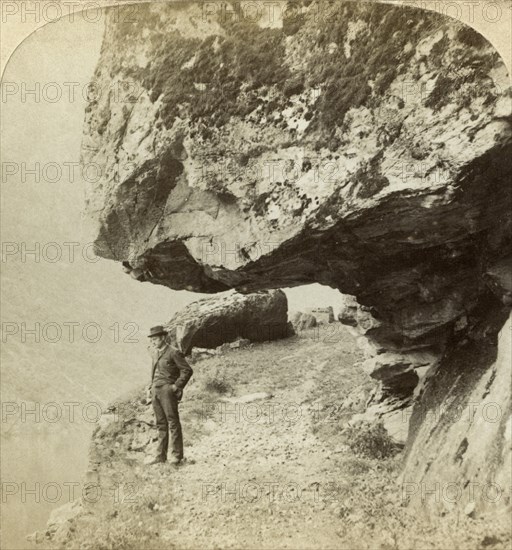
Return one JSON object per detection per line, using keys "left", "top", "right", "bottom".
{"left": 171, "top": 384, "right": 183, "bottom": 401}
{"left": 141, "top": 389, "right": 152, "bottom": 406}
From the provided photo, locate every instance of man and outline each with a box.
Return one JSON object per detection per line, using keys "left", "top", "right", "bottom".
{"left": 146, "top": 325, "right": 193, "bottom": 465}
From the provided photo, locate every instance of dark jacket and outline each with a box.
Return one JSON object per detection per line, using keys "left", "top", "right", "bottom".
{"left": 151, "top": 344, "right": 193, "bottom": 390}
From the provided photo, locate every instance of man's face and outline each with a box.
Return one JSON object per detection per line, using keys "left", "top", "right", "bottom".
{"left": 149, "top": 334, "right": 166, "bottom": 349}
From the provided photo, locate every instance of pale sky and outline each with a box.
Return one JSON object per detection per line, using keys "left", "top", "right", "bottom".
{"left": 0, "top": 12, "right": 346, "bottom": 366}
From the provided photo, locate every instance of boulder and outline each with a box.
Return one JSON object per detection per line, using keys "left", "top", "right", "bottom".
{"left": 229, "top": 338, "right": 251, "bottom": 349}
{"left": 351, "top": 397, "right": 411, "bottom": 445}
{"left": 337, "top": 299, "right": 359, "bottom": 327}
{"left": 190, "top": 347, "right": 218, "bottom": 361}
{"left": 305, "top": 307, "right": 334, "bottom": 324}
{"left": 290, "top": 311, "right": 302, "bottom": 325}
{"left": 292, "top": 312, "right": 317, "bottom": 331}
{"left": 166, "top": 290, "right": 289, "bottom": 355}
{"left": 47, "top": 500, "right": 82, "bottom": 529}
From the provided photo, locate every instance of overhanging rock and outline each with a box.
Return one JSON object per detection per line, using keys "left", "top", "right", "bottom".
{"left": 82, "top": 0, "right": 511, "bottom": 347}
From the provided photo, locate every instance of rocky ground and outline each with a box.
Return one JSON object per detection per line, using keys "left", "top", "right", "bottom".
{"left": 35, "top": 325, "right": 511, "bottom": 550}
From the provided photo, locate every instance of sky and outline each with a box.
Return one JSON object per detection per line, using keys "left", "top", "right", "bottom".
{"left": 0, "top": 12, "right": 346, "bottom": 404}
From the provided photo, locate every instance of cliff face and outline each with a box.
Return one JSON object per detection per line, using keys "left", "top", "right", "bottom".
{"left": 82, "top": 0, "right": 511, "bottom": 515}
{"left": 403, "top": 308, "right": 511, "bottom": 515}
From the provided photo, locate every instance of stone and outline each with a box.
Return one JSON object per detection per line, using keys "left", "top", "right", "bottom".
{"left": 356, "top": 349, "right": 440, "bottom": 442}
{"left": 305, "top": 307, "right": 334, "bottom": 324}
{"left": 464, "top": 502, "right": 476, "bottom": 518}
{"left": 129, "top": 430, "right": 152, "bottom": 452}
{"left": 292, "top": 312, "right": 317, "bottom": 331}
{"left": 355, "top": 336, "right": 386, "bottom": 359}
{"left": 481, "top": 536, "right": 501, "bottom": 547}
{"left": 190, "top": 347, "right": 218, "bottom": 361}
{"left": 165, "top": 290, "right": 289, "bottom": 355}
{"left": 362, "top": 351, "right": 439, "bottom": 385}
{"left": 337, "top": 299, "right": 359, "bottom": 327}
{"left": 97, "top": 413, "right": 118, "bottom": 430}
{"left": 47, "top": 500, "right": 82, "bottom": 530}
{"left": 229, "top": 338, "right": 250, "bottom": 349}
{"left": 350, "top": 402, "right": 410, "bottom": 445}
{"left": 222, "top": 392, "right": 273, "bottom": 404}
{"left": 216, "top": 342, "right": 231, "bottom": 354}
{"left": 53, "top": 521, "right": 75, "bottom": 545}
{"left": 290, "top": 312, "right": 302, "bottom": 325}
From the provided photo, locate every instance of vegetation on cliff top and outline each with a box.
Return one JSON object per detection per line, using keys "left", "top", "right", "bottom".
{"left": 107, "top": 0, "right": 499, "bottom": 151}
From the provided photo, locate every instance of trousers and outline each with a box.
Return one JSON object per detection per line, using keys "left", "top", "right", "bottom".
{"left": 152, "top": 383, "right": 183, "bottom": 460}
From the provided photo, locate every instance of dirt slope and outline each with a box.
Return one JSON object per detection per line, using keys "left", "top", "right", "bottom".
{"left": 39, "top": 326, "right": 511, "bottom": 550}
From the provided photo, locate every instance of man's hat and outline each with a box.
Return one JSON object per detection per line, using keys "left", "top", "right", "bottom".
{"left": 148, "top": 325, "right": 167, "bottom": 338}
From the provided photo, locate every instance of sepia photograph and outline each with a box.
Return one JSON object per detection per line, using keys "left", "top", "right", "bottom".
{"left": 1, "top": 1, "right": 511, "bottom": 548}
